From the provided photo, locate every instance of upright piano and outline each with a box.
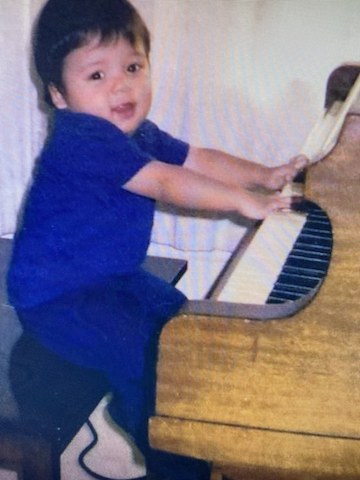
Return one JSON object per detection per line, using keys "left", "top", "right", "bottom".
{"left": 149, "top": 66, "right": 360, "bottom": 479}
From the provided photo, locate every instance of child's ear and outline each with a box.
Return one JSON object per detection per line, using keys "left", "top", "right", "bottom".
{"left": 48, "top": 83, "right": 68, "bottom": 109}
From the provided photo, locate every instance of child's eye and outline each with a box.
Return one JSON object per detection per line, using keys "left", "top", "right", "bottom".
{"left": 127, "top": 63, "right": 142, "bottom": 74}
{"left": 90, "top": 71, "right": 104, "bottom": 81}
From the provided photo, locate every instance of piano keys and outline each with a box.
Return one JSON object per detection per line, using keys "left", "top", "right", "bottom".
{"left": 149, "top": 65, "right": 360, "bottom": 479}
{"left": 208, "top": 200, "right": 332, "bottom": 306}
{"left": 267, "top": 205, "right": 332, "bottom": 304}
{"left": 183, "top": 196, "right": 333, "bottom": 320}
{"left": 215, "top": 209, "right": 309, "bottom": 304}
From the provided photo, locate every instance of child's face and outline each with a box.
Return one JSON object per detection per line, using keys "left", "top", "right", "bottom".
{"left": 49, "top": 35, "right": 152, "bottom": 134}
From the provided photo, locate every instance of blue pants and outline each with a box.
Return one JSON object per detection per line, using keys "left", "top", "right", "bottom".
{"left": 17, "top": 270, "right": 210, "bottom": 480}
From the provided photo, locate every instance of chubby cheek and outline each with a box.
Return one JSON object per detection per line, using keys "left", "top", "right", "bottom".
{"left": 73, "top": 94, "right": 109, "bottom": 118}
{"left": 139, "top": 82, "right": 152, "bottom": 116}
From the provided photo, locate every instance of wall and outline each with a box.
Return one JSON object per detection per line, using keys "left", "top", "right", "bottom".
{"left": 1, "top": 0, "right": 360, "bottom": 297}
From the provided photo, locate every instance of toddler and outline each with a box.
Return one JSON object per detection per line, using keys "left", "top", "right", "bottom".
{"left": 7, "top": 1, "right": 306, "bottom": 479}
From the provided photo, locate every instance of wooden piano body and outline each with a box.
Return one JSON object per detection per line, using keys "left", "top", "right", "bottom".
{"left": 149, "top": 97, "right": 360, "bottom": 476}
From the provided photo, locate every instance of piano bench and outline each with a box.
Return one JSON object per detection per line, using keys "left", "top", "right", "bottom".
{"left": 0, "top": 237, "right": 187, "bottom": 480}
{"left": 0, "top": 422, "right": 54, "bottom": 480}
{"left": 0, "top": 308, "right": 110, "bottom": 480}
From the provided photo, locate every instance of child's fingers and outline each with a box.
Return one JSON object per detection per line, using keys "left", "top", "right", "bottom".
{"left": 289, "top": 154, "right": 309, "bottom": 170}
{"left": 271, "top": 193, "right": 293, "bottom": 212}
{"left": 277, "top": 195, "right": 308, "bottom": 214}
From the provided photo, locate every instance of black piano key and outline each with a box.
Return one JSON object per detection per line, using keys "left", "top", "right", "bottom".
{"left": 283, "top": 268, "right": 325, "bottom": 281}
{"left": 293, "top": 170, "right": 306, "bottom": 184}
{"left": 292, "top": 237, "right": 332, "bottom": 259}
{"left": 301, "top": 235, "right": 331, "bottom": 245}
{"left": 269, "top": 284, "right": 312, "bottom": 298}
{"left": 291, "top": 198, "right": 323, "bottom": 214}
{"left": 268, "top": 290, "right": 307, "bottom": 303}
{"left": 276, "top": 272, "right": 321, "bottom": 289}
{"left": 268, "top": 292, "right": 303, "bottom": 303}
{"left": 303, "top": 228, "right": 332, "bottom": 240}
{"left": 301, "top": 229, "right": 332, "bottom": 240}
{"left": 267, "top": 296, "right": 303, "bottom": 303}
{"left": 293, "top": 247, "right": 331, "bottom": 260}
{"left": 283, "top": 256, "right": 329, "bottom": 274}
{"left": 293, "top": 237, "right": 331, "bottom": 249}
{"left": 303, "top": 220, "right": 332, "bottom": 231}
{"left": 272, "top": 282, "right": 313, "bottom": 293}
{"left": 268, "top": 279, "right": 315, "bottom": 301}
{"left": 294, "top": 235, "right": 332, "bottom": 249}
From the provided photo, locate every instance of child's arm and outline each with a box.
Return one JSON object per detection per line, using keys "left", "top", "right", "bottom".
{"left": 124, "top": 160, "right": 292, "bottom": 220}
{"left": 184, "top": 147, "right": 308, "bottom": 192}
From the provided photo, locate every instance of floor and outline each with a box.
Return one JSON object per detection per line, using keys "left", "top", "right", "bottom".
{"left": 0, "top": 396, "right": 146, "bottom": 480}
{"left": 61, "top": 395, "right": 146, "bottom": 480}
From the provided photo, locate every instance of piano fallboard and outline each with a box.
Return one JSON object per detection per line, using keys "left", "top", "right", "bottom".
{"left": 149, "top": 115, "right": 360, "bottom": 479}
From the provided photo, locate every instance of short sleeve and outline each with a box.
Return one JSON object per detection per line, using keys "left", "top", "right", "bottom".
{"left": 131, "top": 120, "right": 189, "bottom": 166}
{"left": 49, "top": 111, "right": 154, "bottom": 186}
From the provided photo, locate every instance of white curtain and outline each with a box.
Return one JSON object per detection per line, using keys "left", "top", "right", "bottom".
{"left": 0, "top": 0, "right": 46, "bottom": 237}
{"left": 2, "top": 0, "right": 360, "bottom": 297}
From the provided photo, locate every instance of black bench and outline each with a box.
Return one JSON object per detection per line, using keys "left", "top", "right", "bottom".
{"left": 0, "top": 238, "right": 186, "bottom": 479}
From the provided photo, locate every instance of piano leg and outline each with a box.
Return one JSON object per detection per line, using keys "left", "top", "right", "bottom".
{"left": 211, "top": 466, "right": 225, "bottom": 480}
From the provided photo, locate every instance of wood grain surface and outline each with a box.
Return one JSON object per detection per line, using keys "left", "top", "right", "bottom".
{"left": 149, "top": 116, "right": 360, "bottom": 478}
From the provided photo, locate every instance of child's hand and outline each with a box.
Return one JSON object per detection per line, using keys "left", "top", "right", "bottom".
{"left": 238, "top": 190, "right": 294, "bottom": 220}
{"left": 265, "top": 154, "right": 309, "bottom": 191}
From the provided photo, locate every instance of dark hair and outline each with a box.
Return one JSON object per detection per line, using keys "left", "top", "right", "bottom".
{"left": 33, "top": 0, "right": 151, "bottom": 107}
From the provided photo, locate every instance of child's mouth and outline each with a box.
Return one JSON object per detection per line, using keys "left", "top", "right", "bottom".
{"left": 112, "top": 102, "right": 135, "bottom": 120}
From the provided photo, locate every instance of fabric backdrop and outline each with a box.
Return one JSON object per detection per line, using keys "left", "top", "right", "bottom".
{"left": 1, "top": 0, "right": 360, "bottom": 297}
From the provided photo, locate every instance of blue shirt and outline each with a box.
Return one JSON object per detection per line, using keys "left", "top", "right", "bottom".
{"left": 7, "top": 110, "right": 189, "bottom": 308}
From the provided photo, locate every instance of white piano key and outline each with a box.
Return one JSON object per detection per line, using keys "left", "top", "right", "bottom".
{"left": 217, "top": 211, "right": 307, "bottom": 304}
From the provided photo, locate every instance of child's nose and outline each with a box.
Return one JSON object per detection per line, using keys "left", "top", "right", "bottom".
{"left": 112, "top": 72, "right": 131, "bottom": 93}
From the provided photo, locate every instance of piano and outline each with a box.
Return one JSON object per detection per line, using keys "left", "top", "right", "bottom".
{"left": 149, "top": 65, "right": 360, "bottom": 479}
